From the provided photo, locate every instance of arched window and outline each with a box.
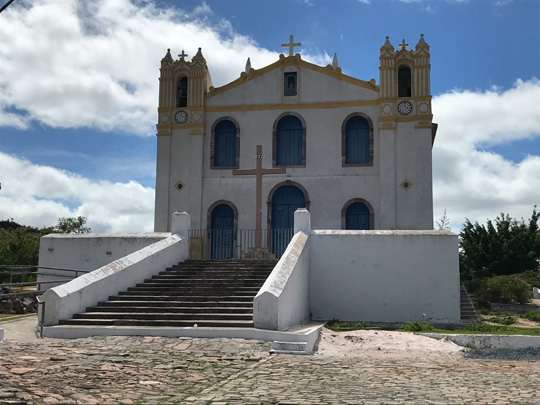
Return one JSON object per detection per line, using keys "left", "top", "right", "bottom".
{"left": 342, "top": 199, "right": 374, "bottom": 230}
{"left": 176, "top": 77, "right": 188, "bottom": 107}
{"left": 344, "top": 115, "right": 371, "bottom": 165}
{"left": 398, "top": 65, "right": 411, "bottom": 98}
{"left": 275, "top": 115, "right": 304, "bottom": 166}
{"left": 212, "top": 119, "right": 238, "bottom": 168}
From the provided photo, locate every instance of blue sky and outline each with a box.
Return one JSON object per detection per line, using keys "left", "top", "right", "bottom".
{"left": 0, "top": 0, "right": 539, "bottom": 232}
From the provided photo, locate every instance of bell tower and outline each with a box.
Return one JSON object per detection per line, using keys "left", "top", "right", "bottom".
{"left": 378, "top": 35, "right": 435, "bottom": 230}
{"left": 154, "top": 48, "right": 213, "bottom": 231}
{"left": 378, "top": 34, "right": 432, "bottom": 125}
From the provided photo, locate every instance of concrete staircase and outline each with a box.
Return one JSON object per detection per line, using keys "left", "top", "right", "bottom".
{"left": 460, "top": 285, "right": 480, "bottom": 324}
{"left": 58, "top": 260, "right": 275, "bottom": 328}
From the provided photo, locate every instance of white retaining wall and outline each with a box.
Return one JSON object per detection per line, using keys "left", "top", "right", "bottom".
{"left": 38, "top": 233, "right": 170, "bottom": 289}
{"left": 39, "top": 212, "right": 190, "bottom": 326}
{"left": 309, "top": 229, "right": 461, "bottom": 323}
{"left": 254, "top": 210, "right": 461, "bottom": 330}
{"left": 253, "top": 232, "right": 310, "bottom": 330}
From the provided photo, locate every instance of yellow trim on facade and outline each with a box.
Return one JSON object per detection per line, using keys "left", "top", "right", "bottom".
{"left": 206, "top": 99, "right": 379, "bottom": 113}
{"left": 379, "top": 114, "right": 433, "bottom": 123}
{"left": 206, "top": 55, "right": 379, "bottom": 99}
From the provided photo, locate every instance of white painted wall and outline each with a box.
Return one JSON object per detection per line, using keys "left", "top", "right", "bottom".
{"left": 38, "top": 233, "right": 170, "bottom": 289}
{"left": 309, "top": 230, "right": 460, "bottom": 323}
{"left": 253, "top": 231, "right": 310, "bottom": 330}
{"left": 39, "top": 212, "right": 191, "bottom": 326}
{"left": 155, "top": 55, "right": 434, "bottom": 233}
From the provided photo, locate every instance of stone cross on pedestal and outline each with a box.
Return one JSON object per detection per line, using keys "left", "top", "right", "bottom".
{"left": 178, "top": 50, "right": 188, "bottom": 60}
{"left": 233, "top": 145, "right": 286, "bottom": 247}
{"left": 281, "top": 35, "right": 301, "bottom": 56}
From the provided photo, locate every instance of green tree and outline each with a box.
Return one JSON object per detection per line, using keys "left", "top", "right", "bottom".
{"left": 0, "top": 216, "right": 90, "bottom": 266}
{"left": 459, "top": 207, "right": 540, "bottom": 282}
{"left": 54, "top": 216, "right": 91, "bottom": 234}
{"left": 0, "top": 227, "right": 45, "bottom": 266}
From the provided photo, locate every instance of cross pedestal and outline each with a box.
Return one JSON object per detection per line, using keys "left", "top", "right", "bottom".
{"left": 233, "top": 145, "right": 286, "bottom": 247}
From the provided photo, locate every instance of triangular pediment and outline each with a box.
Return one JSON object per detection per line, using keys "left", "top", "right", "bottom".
{"left": 206, "top": 55, "right": 379, "bottom": 105}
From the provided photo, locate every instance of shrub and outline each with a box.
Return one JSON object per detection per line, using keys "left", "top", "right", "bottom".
{"left": 521, "top": 311, "right": 540, "bottom": 322}
{"left": 511, "top": 271, "right": 540, "bottom": 288}
{"left": 475, "top": 275, "right": 532, "bottom": 304}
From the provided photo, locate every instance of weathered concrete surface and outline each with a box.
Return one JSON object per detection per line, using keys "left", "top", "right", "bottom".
{"left": 253, "top": 231, "right": 310, "bottom": 331}
{"left": 310, "top": 229, "right": 460, "bottom": 323}
{"left": 0, "top": 334, "right": 538, "bottom": 404}
{"left": 425, "top": 333, "right": 540, "bottom": 350}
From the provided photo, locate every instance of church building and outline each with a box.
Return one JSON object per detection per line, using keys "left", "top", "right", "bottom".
{"left": 154, "top": 35, "right": 436, "bottom": 259}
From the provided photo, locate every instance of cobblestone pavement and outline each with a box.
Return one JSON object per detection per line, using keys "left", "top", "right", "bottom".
{"left": 0, "top": 335, "right": 539, "bottom": 404}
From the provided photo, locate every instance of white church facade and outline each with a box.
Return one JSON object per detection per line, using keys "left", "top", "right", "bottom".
{"left": 37, "top": 36, "right": 462, "bottom": 335}
{"left": 154, "top": 35, "right": 437, "bottom": 259}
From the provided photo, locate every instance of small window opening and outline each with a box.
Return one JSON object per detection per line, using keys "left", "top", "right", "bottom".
{"left": 398, "top": 66, "right": 411, "bottom": 98}
{"left": 177, "top": 77, "right": 188, "bottom": 107}
{"left": 284, "top": 72, "right": 297, "bottom": 97}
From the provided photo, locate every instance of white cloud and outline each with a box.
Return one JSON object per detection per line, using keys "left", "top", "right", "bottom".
{"left": 0, "top": 151, "right": 155, "bottom": 233}
{"left": 0, "top": 0, "right": 328, "bottom": 136}
{"left": 432, "top": 78, "right": 540, "bottom": 230}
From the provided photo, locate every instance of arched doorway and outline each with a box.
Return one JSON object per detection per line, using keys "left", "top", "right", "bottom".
{"left": 345, "top": 202, "right": 371, "bottom": 230}
{"left": 271, "top": 185, "right": 306, "bottom": 256}
{"left": 210, "top": 204, "right": 234, "bottom": 260}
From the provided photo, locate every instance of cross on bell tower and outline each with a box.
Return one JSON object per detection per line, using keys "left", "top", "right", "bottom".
{"left": 398, "top": 39, "right": 409, "bottom": 50}
{"left": 178, "top": 50, "right": 188, "bottom": 60}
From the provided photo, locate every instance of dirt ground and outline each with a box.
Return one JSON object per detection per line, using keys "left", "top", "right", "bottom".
{"left": 315, "top": 327, "right": 465, "bottom": 360}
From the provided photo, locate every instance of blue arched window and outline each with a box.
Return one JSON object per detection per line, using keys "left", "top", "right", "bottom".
{"left": 345, "top": 116, "right": 370, "bottom": 165}
{"left": 345, "top": 202, "right": 371, "bottom": 230}
{"left": 276, "top": 115, "right": 303, "bottom": 166}
{"left": 213, "top": 120, "right": 237, "bottom": 168}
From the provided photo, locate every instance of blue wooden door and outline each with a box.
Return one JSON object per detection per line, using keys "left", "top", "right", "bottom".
{"left": 271, "top": 186, "right": 305, "bottom": 257}
{"left": 346, "top": 202, "right": 370, "bottom": 230}
{"left": 211, "top": 204, "right": 234, "bottom": 260}
{"left": 276, "top": 116, "right": 302, "bottom": 166}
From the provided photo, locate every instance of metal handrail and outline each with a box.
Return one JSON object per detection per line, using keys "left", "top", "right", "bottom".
{"left": 36, "top": 296, "right": 45, "bottom": 338}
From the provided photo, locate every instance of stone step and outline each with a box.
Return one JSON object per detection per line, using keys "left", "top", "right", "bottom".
{"left": 73, "top": 312, "right": 253, "bottom": 321}
{"left": 136, "top": 281, "right": 265, "bottom": 287}
{"left": 128, "top": 284, "right": 260, "bottom": 294}
{"left": 270, "top": 341, "right": 309, "bottom": 355}
{"left": 157, "top": 269, "right": 272, "bottom": 278}
{"left": 97, "top": 300, "right": 253, "bottom": 307}
{"left": 86, "top": 306, "right": 252, "bottom": 314}
{"left": 59, "top": 318, "right": 254, "bottom": 328}
{"left": 62, "top": 260, "right": 274, "bottom": 329}
{"left": 111, "top": 294, "right": 256, "bottom": 302}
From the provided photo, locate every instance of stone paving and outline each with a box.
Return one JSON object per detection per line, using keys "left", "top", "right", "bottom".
{"left": 0, "top": 335, "right": 539, "bottom": 404}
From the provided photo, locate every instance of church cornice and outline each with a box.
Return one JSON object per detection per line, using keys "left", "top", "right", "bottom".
{"left": 206, "top": 54, "right": 379, "bottom": 99}
{"left": 205, "top": 99, "right": 379, "bottom": 113}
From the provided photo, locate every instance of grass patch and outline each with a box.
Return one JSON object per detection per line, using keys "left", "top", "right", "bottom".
{"left": 521, "top": 311, "right": 540, "bottom": 322}
{"left": 476, "top": 307, "right": 497, "bottom": 315}
{"left": 485, "top": 315, "right": 517, "bottom": 325}
{"left": 399, "top": 321, "right": 434, "bottom": 332}
{"left": 326, "top": 319, "right": 369, "bottom": 331}
{"left": 429, "top": 325, "right": 540, "bottom": 336}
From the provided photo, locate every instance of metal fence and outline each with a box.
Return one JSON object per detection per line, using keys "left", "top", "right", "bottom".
{"left": 188, "top": 228, "right": 294, "bottom": 260}
{"left": 0, "top": 265, "right": 89, "bottom": 295}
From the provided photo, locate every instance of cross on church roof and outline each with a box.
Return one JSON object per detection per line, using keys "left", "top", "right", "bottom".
{"left": 398, "top": 39, "right": 409, "bottom": 50}
{"left": 178, "top": 50, "right": 188, "bottom": 60}
{"left": 281, "top": 35, "right": 301, "bottom": 56}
